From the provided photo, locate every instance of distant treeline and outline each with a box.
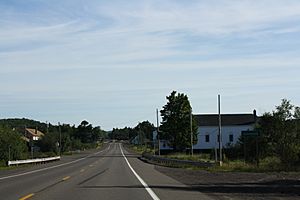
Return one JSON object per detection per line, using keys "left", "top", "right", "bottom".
{"left": 108, "top": 121, "right": 155, "bottom": 142}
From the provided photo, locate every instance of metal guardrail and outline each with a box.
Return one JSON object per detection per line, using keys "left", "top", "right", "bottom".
{"left": 7, "top": 156, "right": 61, "bottom": 166}
{"left": 142, "top": 153, "right": 214, "bottom": 168}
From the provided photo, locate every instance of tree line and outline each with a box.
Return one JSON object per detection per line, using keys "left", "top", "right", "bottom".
{"left": 108, "top": 121, "right": 155, "bottom": 143}
{"left": 0, "top": 119, "right": 106, "bottom": 165}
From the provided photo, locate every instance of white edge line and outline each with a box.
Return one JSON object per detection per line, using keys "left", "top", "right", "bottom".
{"left": 119, "top": 143, "right": 160, "bottom": 200}
{"left": 0, "top": 144, "right": 111, "bottom": 181}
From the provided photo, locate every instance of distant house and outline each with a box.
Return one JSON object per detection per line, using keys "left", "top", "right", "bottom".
{"left": 152, "top": 130, "right": 173, "bottom": 150}
{"left": 130, "top": 134, "right": 151, "bottom": 145}
{"left": 23, "top": 128, "right": 45, "bottom": 142}
{"left": 153, "top": 110, "right": 258, "bottom": 151}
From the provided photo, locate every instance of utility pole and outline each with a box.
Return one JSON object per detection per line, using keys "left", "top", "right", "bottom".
{"left": 58, "top": 122, "right": 61, "bottom": 156}
{"left": 156, "top": 109, "right": 161, "bottom": 156}
{"left": 218, "top": 94, "right": 222, "bottom": 166}
{"left": 8, "top": 145, "right": 11, "bottom": 162}
{"left": 46, "top": 121, "right": 49, "bottom": 135}
{"left": 190, "top": 107, "right": 193, "bottom": 156}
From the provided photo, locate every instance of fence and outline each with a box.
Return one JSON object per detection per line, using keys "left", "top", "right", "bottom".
{"left": 7, "top": 156, "right": 61, "bottom": 166}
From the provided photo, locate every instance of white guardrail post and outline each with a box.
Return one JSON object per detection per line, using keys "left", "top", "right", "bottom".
{"left": 7, "top": 156, "right": 61, "bottom": 166}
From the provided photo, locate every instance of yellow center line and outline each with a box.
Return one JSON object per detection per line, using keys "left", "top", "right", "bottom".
{"left": 62, "top": 176, "right": 71, "bottom": 181}
{"left": 19, "top": 193, "right": 34, "bottom": 200}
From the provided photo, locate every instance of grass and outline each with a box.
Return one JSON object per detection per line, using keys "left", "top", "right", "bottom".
{"left": 121, "top": 145, "right": 300, "bottom": 173}
{"left": 128, "top": 144, "right": 154, "bottom": 154}
{"left": 202, "top": 157, "right": 300, "bottom": 173}
{"left": 163, "top": 153, "right": 214, "bottom": 163}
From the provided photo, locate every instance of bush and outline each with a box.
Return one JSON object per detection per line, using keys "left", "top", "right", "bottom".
{"left": 0, "top": 126, "right": 28, "bottom": 161}
{"left": 259, "top": 156, "right": 281, "bottom": 171}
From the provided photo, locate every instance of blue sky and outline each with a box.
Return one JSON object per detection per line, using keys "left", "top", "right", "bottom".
{"left": 1, "top": 0, "right": 300, "bottom": 130}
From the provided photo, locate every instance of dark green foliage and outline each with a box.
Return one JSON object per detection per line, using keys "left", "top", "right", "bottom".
{"left": 227, "top": 99, "right": 300, "bottom": 168}
{"left": 108, "top": 121, "right": 155, "bottom": 144}
{"left": 0, "top": 118, "right": 107, "bottom": 158}
{"left": 134, "top": 121, "right": 155, "bottom": 142}
{"left": 0, "top": 118, "right": 47, "bottom": 133}
{"left": 0, "top": 125, "right": 27, "bottom": 162}
{"left": 75, "top": 120, "right": 93, "bottom": 143}
{"left": 110, "top": 127, "right": 132, "bottom": 140}
{"left": 160, "top": 91, "right": 198, "bottom": 151}
{"left": 36, "top": 132, "right": 59, "bottom": 153}
{"left": 258, "top": 99, "right": 300, "bottom": 166}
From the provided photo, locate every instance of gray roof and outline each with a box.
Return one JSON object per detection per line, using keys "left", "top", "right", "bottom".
{"left": 194, "top": 114, "right": 256, "bottom": 126}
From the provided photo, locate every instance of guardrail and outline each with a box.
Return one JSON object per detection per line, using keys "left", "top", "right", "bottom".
{"left": 142, "top": 153, "right": 214, "bottom": 168}
{"left": 7, "top": 156, "right": 61, "bottom": 166}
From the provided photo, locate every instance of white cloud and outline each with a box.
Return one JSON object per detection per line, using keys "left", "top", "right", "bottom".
{"left": 1, "top": 0, "right": 300, "bottom": 129}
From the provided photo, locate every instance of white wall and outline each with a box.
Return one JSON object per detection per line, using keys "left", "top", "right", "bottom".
{"left": 193, "top": 125, "right": 254, "bottom": 150}
{"left": 153, "top": 125, "right": 255, "bottom": 150}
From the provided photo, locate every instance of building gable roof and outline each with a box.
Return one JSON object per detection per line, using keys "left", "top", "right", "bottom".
{"left": 25, "top": 128, "right": 45, "bottom": 137}
{"left": 194, "top": 113, "right": 256, "bottom": 126}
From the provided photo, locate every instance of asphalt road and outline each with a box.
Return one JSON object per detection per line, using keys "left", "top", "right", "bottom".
{"left": 0, "top": 142, "right": 211, "bottom": 200}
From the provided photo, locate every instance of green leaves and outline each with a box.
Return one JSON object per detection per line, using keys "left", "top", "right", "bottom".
{"left": 259, "top": 99, "right": 300, "bottom": 166}
{"left": 0, "top": 126, "right": 27, "bottom": 161}
{"left": 160, "top": 91, "right": 198, "bottom": 151}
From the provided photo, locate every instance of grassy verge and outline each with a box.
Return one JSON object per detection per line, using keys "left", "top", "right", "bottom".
{"left": 125, "top": 145, "right": 300, "bottom": 173}
{"left": 163, "top": 153, "right": 214, "bottom": 163}
{"left": 126, "top": 144, "right": 153, "bottom": 154}
{"left": 201, "top": 157, "right": 300, "bottom": 173}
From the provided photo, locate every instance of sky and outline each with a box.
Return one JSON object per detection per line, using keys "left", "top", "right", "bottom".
{"left": 1, "top": 0, "right": 300, "bottom": 130}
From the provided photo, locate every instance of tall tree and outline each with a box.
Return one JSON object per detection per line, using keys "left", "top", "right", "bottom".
{"left": 160, "top": 91, "right": 198, "bottom": 151}
{"left": 259, "top": 99, "right": 300, "bottom": 166}
{"left": 76, "top": 120, "right": 93, "bottom": 143}
{"left": 134, "top": 121, "right": 155, "bottom": 143}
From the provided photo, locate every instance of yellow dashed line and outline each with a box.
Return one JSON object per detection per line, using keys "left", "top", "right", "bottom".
{"left": 19, "top": 193, "right": 34, "bottom": 200}
{"left": 62, "top": 176, "right": 71, "bottom": 181}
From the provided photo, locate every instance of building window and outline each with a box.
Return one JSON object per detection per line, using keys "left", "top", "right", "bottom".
{"left": 205, "top": 135, "right": 209, "bottom": 143}
{"left": 229, "top": 134, "right": 233, "bottom": 142}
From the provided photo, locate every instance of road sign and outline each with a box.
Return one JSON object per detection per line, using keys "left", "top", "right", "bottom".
{"left": 242, "top": 130, "right": 259, "bottom": 136}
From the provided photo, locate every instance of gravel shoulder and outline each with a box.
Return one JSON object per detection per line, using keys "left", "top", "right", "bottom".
{"left": 154, "top": 165, "right": 300, "bottom": 200}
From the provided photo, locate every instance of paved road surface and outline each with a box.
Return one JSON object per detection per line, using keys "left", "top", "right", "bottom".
{"left": 0, "top": 143, "right": 211, "bottom": 200}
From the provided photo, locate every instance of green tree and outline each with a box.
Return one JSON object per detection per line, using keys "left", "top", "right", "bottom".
{"left": 160, "top": 91, "right": 198, "bottom": 151}
{"left": 0, "top": 126, "right": 27, "bottom": 162}
{"left": 75, "top": 120, "right": 93, "bottom": 143}
{"left": 37, "top": 132, "right": 59, "bottom": 153}
{"left": 134, "top": 121, "right": 155, "bottom": 144}
{"left": 259, "top": 99, "right": 300, "bottom": 166}
{"left": 92, "top": 126, "right": 106, "bottom": 142}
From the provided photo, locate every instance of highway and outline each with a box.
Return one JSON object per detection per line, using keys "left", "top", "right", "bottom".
{"left": 0, "top": 142, "right": 211, "bottom": 200}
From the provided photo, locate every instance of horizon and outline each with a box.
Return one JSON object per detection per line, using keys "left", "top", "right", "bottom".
{"left": 1, "top": 0, "right": 300, "bottom": 130}
{"left": 0, "top": 108, "right": 270, "bottom": 131}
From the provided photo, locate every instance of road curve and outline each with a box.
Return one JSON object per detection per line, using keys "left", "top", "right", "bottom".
{"left": 0, "top": 142, "right": 211, "bottom": 200}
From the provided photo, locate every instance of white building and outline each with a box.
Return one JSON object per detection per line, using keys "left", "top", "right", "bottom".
{"left": 153, "top": 110, "right": 257, "bottom": 151}
{"left": 193, "top": 110, "right": 257, "bottom": 150}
